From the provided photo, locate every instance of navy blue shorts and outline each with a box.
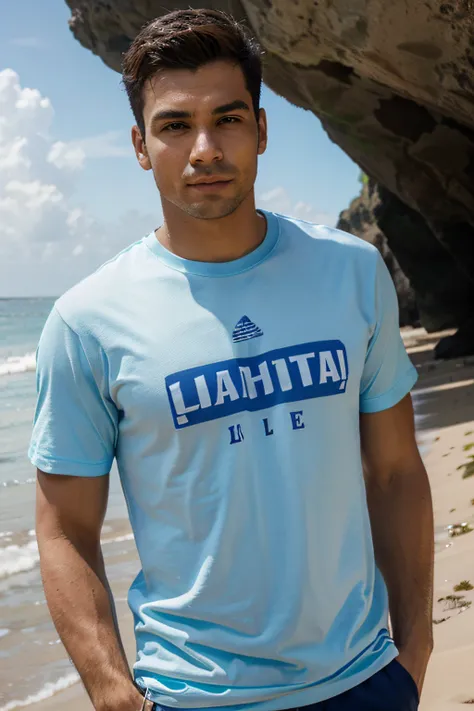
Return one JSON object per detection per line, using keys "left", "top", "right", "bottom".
{"left": 141, "top": 659, "right": 419, "bottom": 711}
{"left": 304, "top": 659, "right": 420, "bottom": 710}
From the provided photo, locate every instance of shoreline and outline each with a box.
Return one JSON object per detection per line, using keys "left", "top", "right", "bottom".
{"left": 6, "top": 327, "right": 474, "bottom": 711}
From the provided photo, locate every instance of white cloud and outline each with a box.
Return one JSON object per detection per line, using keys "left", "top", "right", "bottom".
{"left": 0, "top": 69, "right": 153, "bottom": 292}
{"left": 260, "top": 187, "right": 287, "bottom": 204}
{"left": 47, "top": 141, "right": 86, "bottom": 170}
{"left": 258, "top": 186, "right": 336, "bottom": 226}
{"left": 0, "top": 69, "right": 77, "bottom": 251}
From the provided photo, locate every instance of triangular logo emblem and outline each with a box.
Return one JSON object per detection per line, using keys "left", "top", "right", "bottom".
{"left": 232, "top": 315, "right": 263, "bottom": 343}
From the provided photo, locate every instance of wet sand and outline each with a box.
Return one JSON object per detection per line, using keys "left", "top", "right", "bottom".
{"left": 23, "top": 329, "right": 474, "bottom": 711}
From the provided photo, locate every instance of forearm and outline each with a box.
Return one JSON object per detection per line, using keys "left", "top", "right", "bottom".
{"left": 366, "top": 460, "right": 434, "bottom": 653}
{"left": 38, "top": 534, "right": 141, "bottom": 711}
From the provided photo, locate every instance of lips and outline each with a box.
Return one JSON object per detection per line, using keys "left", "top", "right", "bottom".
{"left": 187, "top": 178, "right": 233, "bottom": 186}
{"left": 186, "top": 178, "right": 234, "bottom": 193}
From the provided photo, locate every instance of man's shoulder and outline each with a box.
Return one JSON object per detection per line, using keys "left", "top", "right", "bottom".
{"left": 275, "top": 211, "right": 379, "bottom": 258}
{"left": 54, "top": 236, "right": 148, "bottom": 333}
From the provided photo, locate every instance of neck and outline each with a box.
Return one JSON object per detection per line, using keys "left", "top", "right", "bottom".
{"left": 156, "top": 192, "right": 266, "bottom": 263}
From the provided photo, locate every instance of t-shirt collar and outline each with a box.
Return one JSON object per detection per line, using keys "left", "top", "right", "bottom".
{"left": 143, "top": 209, "right": 279, "bottom": 277}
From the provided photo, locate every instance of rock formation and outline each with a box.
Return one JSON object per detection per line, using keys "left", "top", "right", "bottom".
{"left": 64, "top": 0, "right": 474, "bottom": 357}
{"left": 337, "top": 180, "right": 420, "bottom": 329}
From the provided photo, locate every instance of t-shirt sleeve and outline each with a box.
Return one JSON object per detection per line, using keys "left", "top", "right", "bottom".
{"left": 28, "top": 306, "right": 118, "bottom": 476}
{"left": 359, "top": 253, "right": 418, "bottom": 414}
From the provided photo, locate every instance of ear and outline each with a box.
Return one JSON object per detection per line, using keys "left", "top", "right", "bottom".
{"left": 131, "top": 125, "right": 152, "bottom": 171}
{"left": 257, "top": 108, "right": 268, "bottom": 156}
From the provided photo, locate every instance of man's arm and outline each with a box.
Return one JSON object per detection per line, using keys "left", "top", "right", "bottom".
{"left": 360, "top": 394, "right": 434, "bottom": 695}
{"left": 36, "top": 470, "right": 144, "bottom": 711}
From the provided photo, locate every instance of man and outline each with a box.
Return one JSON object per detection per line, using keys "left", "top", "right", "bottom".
{"left": 30, "top": 8, "right": 433, "bottom": 711}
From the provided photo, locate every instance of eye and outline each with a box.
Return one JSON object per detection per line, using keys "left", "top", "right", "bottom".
{"left": 218, "top": 116, "right": 241, "bottom": 125}
{"left": 162, "top": 122, "right": 188, "bottom": 132}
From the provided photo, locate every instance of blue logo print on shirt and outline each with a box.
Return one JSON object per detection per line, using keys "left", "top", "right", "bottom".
{"left": 232, "top": 316, "right": 264, "bottom": 343}
{"left": 165, "top": 340, "right": 349, "bottom": 430}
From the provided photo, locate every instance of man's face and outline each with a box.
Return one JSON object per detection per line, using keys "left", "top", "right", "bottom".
{"left": 133, "top": 60, "right": 267, "bottom": 220}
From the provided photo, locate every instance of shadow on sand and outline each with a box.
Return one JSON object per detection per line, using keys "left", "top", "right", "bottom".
{"left": 409, "top": 339, "right": 474, "bottom": 432}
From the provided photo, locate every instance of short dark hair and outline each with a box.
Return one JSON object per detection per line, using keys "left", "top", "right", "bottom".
{"left": 122, "top": 8, "right": 263, "bottom": 139}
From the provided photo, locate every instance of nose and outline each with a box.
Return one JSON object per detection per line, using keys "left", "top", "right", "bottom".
{"left": 189, "top": 129, "right": 223, "bottom": 165}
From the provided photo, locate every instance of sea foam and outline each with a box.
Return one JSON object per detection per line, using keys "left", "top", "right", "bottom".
{"left": 0, "top": 353, "right": 36, "bottom": 377}
{"left": 0, "top": 672, "right": 80, "bottom": 711}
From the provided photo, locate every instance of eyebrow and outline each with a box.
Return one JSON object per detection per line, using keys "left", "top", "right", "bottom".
{"left": 151, "top": 109, "right": 192, "bottom": 122}
{"left": 212, "top": 100, "right": 250, "bottom": 115}
{"left": 150, "top": 100, "right": 250, "bottom": 124}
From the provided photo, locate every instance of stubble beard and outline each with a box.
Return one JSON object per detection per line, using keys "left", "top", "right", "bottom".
{"left": 175, "top": 182, "right": 253, "bottom": 221}
{"left": 185, "top": 197, "right": 245, "bottom": 220}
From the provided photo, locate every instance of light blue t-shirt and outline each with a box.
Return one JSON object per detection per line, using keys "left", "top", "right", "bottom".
{"left": 29, "top": 211, "right": 418, "bottom": 710}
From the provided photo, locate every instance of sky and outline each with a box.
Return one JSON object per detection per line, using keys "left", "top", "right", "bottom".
{"left": 0, "top": 0, "right": 361, "bottom": 297}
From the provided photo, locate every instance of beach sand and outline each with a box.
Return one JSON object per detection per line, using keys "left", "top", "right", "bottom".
{"left": 28, "top": 329, "right": 474, "bottom": 711}
{"left": 404, "top": 329, "right": 474, "bottom": 709}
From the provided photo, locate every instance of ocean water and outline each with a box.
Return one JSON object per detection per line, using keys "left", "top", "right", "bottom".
{"left": 0, "top": 298, "right": 137, "bottom": 711}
